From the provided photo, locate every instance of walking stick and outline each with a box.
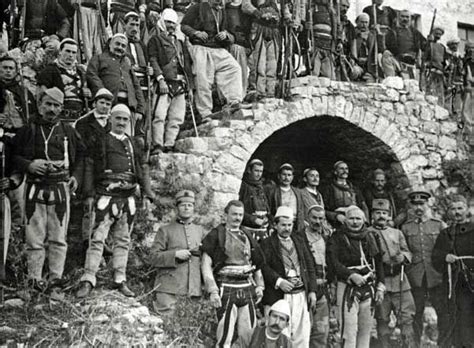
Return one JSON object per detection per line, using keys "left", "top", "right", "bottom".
{"left": 372, "top": 3, "right": 379, "bottom": 82}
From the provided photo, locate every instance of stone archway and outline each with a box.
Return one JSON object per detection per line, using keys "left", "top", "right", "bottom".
{"left": 150, "top": 76, "right": 466, "bottom": 228}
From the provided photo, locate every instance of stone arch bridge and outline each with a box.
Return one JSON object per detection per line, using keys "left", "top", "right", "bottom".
{"left": 149, "top": 76, "right": 466, "bottom": 228}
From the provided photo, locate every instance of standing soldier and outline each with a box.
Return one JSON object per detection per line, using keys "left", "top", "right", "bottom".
{"left": 265, "top": 163, "right": 305, "bottom": 232}
{"left": 260, "top": 206, "right": 317, "bottom": 347}
{"left": 76, "top": 104, "right": 154, "bottom": 298}
{"left": 369, "top": 199, "right": 415, "bottom": 348}
{"left": 147, "top": 8, "right": 193, "bottom": 154}
{"left": 87, "top": 33, "right": 145, "bottom": 135}
{"left": 11, "top": 88, "right": 84, "bottom": 293}
{"left": 432, "top": 195, "right": 474, "bottom": 348}
{"left": 445, "top": 38, "right": 464, "bottom": 119}
{"left": 201, "top": 200, "right": 266, "bottom": 347}
{"left": 150, "top": 190, "right": 206, "bottom": 315}
{"left": 74, "top": 88, "right": 114, "bottom": 258}
{"left": 0, "top": 134, "right": 12, "bottom": 288}
{"left": 401, "top": 191, "right": 447, "bottom": 347}
{"left": 242, "top": 0, "right": 280, "bottom": 99}
{"left": 362, "top": 0, "right": 397, "bottom": 30}
{"left": 327, "top": 205, "right": 385, "bottom": 348}
{"left": 363, "top": 169, "right": 397, "bottom": 224}
{"left": 462, "top": 41, "right": 474, "bottom": 132}
{"left": 321, "top": 160, "right": 368, "bottom": 227}
{"left": 423, "top": 26, "right": 448, "bottom": 108}
{"left": 239, "top": 159, "right": 270, "bottom": 240}
{"left": 298, "top": 204, "right": 331, "bottom": 348}
{"left": 21, "top": 0, "right": 71, "bottom": 40}
{"left": 110, "top": 0, "right": 146, "bottom": 34}
{"left": 38, "top": 39, "right": 92, "bottom": 123}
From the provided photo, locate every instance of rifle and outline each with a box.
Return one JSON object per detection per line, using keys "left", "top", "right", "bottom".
{"left": 144, "top": 63, "right": 153, "bottom": 162}
{"left": 373, "top": 3, "right": 379, "bottom": 82}
{"left": 17, "top": 61, "right": 30, "bottom": 122}
{"left": 0, "top": 141, "right": 10, "bottom": 303}
{"left": 306, "top": 2, "right": 314, "bottom": 75}
{"left": 334, "top": 0, "right": 350, "bottom": 81}
{"left": 19, "top": 0, "right": 26, "bottom": 42}
{"left": 74, "top": 0, "right": 88, "bottom": 64}
{"left": 8, "top": 0, "right": 18, "bottom": 49}
{"left": 420, "top": 9, "right": 437, "bottom": 90}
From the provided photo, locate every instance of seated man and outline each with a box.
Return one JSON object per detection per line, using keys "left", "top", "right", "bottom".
{"left": 181, "top": 0, "right": 243, "bottom": 122}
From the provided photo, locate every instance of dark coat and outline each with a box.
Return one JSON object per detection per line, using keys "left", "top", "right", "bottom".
{"left": 147, "top": 31, "right": 194, "bottom": 88}
{"left": 37, "top": 63, "right": 86, "bottom": 94}
{"left": 248, "top": 325, "right": 292, "bottom": 348}
{"left": 259, "top": 233, "right": 318, "bottom": 306}
{"left": 200, "top": 224, "right": 265, "bottom": 275}
{"left": 181, "top": 2, "right": 234, "bottom": 48}
{"left": 82, "top": 133, "right": 153, "bottom": 199}
{"left": 86, "top": 51, "right": 145, "bottom": 114}
{"left": 265, "top": 184, "right": 306, "bottom": 232}
{"left": 239, "top": 175, "right": 270, "bottom": 228}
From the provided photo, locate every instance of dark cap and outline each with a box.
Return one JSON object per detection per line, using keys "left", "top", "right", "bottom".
{"left": 372, "top": 199, "right": 391, "bottom": 212}
{"left": 408, "top": 191, "right": 431, "bottom": 203}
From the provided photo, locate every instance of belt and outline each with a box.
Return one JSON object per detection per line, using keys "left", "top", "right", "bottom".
{"left": 218, "top": 278, "right": 253, "bottom": 286}
{"left": 27, "top": 171, "right": 69, "bottom": 184}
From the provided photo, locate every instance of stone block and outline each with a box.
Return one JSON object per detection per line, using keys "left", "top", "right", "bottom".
{"left": 312, "top": 96, "right": 328, "bottom": 115}
{"left": 214, "top": 152, "right": 246, "bottom": 177}
{"left": 422, "top": 133, "right": 439, "bottom": 147}
{"left": 383, "top": 76, "right": 404, "bottom": 90}
{"left": 359, "top": 111, "right": 378, "bottom": 132}
{"left": 208, "top": 136, "right": 233, "bottom": 150}
{"left": 422, "top": 121, "right": 440, "bottom": 134}
{"left": 443, "top": 151, "right": 457, "bottom": 161}
{"left": 347, "top": 105, "right": 364, "bottom": 125}
{"left": 319, "top": 77, "right": 331, "bottom": 87}
{"left": 228, "top": 145, "right": 250, "bottom": 161}
{"left": 428, "top": 152, "right": 442, "bottom": 166}
{"left": 380, "top": 123, "right": 401, "bottom": 147}
{"left": 210, "top": 191, "right": 239, "bottom": 211}
{"left": 440, "top": 121, "right": 458, "bottom": 135}
{"left": 434, "top": 105, "right": 450, "bottom": 120}
{"left": 422, "top": 168, "right": 439, "bottom": 179}
{"left": 438, "top": 135, "right": 457, "bottom": 151}
{"left": 208, "top": 127, "right": 233, "bottom": 138}
{"left": 205, "top": 171, "right": 242, "bottom": 193}
{"left": 403, "top": 154, "right": 429, "bottom": 173}
{"left": 174, "top": 137, "right": 209, "bottom": 155}
{"left": 235, "top": 133, "right": 256, "bottom": 153}
{"left": 373, "top": 117, "right": 391, "bottom": 139}
{"left": 426, "top": 95, "right": 438, "bottom": 105}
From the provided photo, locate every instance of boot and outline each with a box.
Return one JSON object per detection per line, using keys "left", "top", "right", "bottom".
{"left": 112, "top": 282, "right": 135, "bottom": 297}
{"left": 76, "top": 281, "right": 93, "bottom": 298}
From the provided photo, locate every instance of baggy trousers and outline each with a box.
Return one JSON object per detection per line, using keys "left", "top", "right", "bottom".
{"left": 375, "top": 290, "right": 416, "bottom": 339}
{"left": 151, "top": 93, "right": 186, "bottom": 148}
{"left": 215, "top": 282, "right": 257, "bottom": 348}
{"left": 337, "top": 281, "right": 373, "bottom": 348}
{"left": 192, "top": 45, "right": 243, "bottom": 117}
{"left": 248, "top": 36, "right": 278, "bottom": 97}
{"left": 0, "top": 195, "right": 11, "bottom": 281}
{"left": 310, "top": 295, "right": 330, "bottom": 348}
{"left": 229, "top": 44, "right": 248, "bottom": 98}
{"left": 81, "top": 195, "right": 136, "bottom": 286}
{"left": 73, "top": 6, "right": 107, "bottom": 62}
{"left": 25, "top": 182, "right": 70, "bottom": 281}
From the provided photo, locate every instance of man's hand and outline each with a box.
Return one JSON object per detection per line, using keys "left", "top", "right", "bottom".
{"left": 215, "top": 31, "right": 229, "bottom": 40}
{"left": 175, "top": 249, "right": 191, "bottom": 261}
{"left": 147, "top": 66, "right": 154, "bottom": 76}
{"left": 392, "top": 253, "right": 405, "bottom": 264}
{"left": 82, "top": 87, "right": 92, "bottom": 99}
{"left": 135, "top": 113, "right": 144, "bottom": 121}
{"left": 28, "top": 159, "right": 48, "bottom": 175}
{"left": 0, "top": 178, "right": 10, "bottom": 192}
{"left": 336, "top": 214, "right": 346, "bottom": 224}
{"left": 143, "top": 197, "right": 153, "bottom": 212}
{"left": 158, "top": 79, "right": 169, "bottom": 95}
{"left": 278, "top": 279, "right": 294, "bottom": 293}
{"left": 255, "top": 286, "right": 264, "bottom": 304}
{"left": 254, "top": 217, "right": 266, "bottom": 227}
{"left": 308, "top": 291, "right": 317, "bottom": 312}
{"left": 375, "top": 289, "right": 384, "bottom": 303}
{"left": 210, "top": 292, "right": 222, "bottom": 308}
{"left": 68, "top": 176, "right": 78, "bottom": 193}
{"left": 446, "top": 254, "right": 457, "bottom": 264}
{"left": 349, "top": 273, "right": 366, "bottom": 287}
{"left": 194, "top": 31, "right": 208, "bottom": 41}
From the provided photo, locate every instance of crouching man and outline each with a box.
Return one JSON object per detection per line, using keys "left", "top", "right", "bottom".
{"left": 201, "top": 200, "right": 266, "bottom": 347}
{"left": 76, "top": 104, "right": 155, "bottom": 298}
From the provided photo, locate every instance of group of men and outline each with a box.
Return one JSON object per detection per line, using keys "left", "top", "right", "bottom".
{"left": 146, "top": 158, "right": 473, "bottom": 348}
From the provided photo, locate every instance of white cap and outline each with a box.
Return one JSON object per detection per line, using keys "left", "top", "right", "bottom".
{"left": 162, "top": 8, "right": 178, "bottom": 24}
{"left": 269, "top": 299, "right": 291, "bottom": 318}
{"left": 275, "top": 206, "right": 294, "bottom": 220}
{"left": 110, "top": 104, "right": 131, "bottom": 118}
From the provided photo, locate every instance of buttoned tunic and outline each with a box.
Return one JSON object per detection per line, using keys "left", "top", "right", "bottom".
{"left": 401, "top": 217, "right": 446, "bottom": 288}
{"left": 150, "top": 220, "right": 206, "bottom": 296}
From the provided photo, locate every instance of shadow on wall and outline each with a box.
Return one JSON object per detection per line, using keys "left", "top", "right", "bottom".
{"left": 246, "top": 115, "right": 411, "bottom": 206}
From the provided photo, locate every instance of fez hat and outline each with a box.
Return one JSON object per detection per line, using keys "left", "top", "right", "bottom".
{"left": 175, "top": 190, "right": 195, "bottom": 205}
{"left": 59, "top": 38, "right": 78, "bottom": 50}
{"left": 448, "top": 194, "right": 467, "bottom": 206}
{"left": 307, "top": 204, "right": 324, "bottom": 215}
{"left": 111, "top": 104, "right": 131, "bottom": 118}
{"left": 278, "top": 163, "right": 294, "bottom": 172}
{"left": 447, "top": 37, "right": 460, "bottom": 45}
{"left": 124, "top": 11, "right": 140, "bottom": 21}
{"left": 275, "top": 206, "right": 294, "bottom": 220}
{"left": 408, "top": 191, "right": 431, "bottom": 203}
{"left": 94, "top": 88, "right": 114, "bottom": 101}
{"left": 248, "top": 158, "right": 264, "bottom": 167}
{"left": 303, "top": 168, "right": 318, "bottom": 177}
{"left": 162, "top": 8, "right": 179, "bottom": 23}
{"left": 269, "top": 299, "right": 291, "bottom": 318}
{"left": 333, "top": 160, "right": 347, "bottom": 169}
{"left": 372, "top": 199, "right": 391, "bottom": 212}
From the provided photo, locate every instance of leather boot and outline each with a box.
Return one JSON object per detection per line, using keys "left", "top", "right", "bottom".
{"left": 76, "top": 281, "right": 93, "bottom": 298}
{"left": 113, "top": 282, "right": 135, "bottom": 297}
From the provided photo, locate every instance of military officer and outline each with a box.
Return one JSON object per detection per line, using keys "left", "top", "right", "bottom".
{"left": 401, "top": 191, "right": 447, "bottom": 347}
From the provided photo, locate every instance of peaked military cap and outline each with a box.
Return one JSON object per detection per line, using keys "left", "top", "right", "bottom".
{"left": 176, "top": 190, "right": 195, "bottom": 204}
{"left": 408, "top": 190, "right": 431, "bottom": 203}
{"left": 372, "top": 199, "right": 391, "bottom": 212}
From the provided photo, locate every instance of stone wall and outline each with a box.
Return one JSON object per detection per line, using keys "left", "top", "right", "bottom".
{"left": 148, "top": 77, "right": 467, "bottom": 233}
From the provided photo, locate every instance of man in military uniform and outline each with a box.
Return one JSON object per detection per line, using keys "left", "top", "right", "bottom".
{"left": 76, "top": 104, "right": 154, "bottom": 298}
{"left": 321, "top": 160, "right": 368, "bottom": 227}
{"left": 432, "top": 195, "right": 474, "bottom": 348}
{"left": 239, "top": 159, "right": 270, "bottom": 240}
{"left": 11, "top": 87, "right": 85, "bottom": 292}
{"left": 369, "top": 199, "right": 415, "bottom": 348}
{"left": 363, "top": 169, "right": 397, "bottom": 224}
{"left": 423, "top": 26, "right": 448, "bottom": 108}
{"left": 75, "top": 88, "right": 114, "bottom": 257}
{"left": 401, "top": 191, "right": 447, "bottom": 347}
{"left": 150, "top": 190, "right": 206, "bottom": 315}
{"left": 201, "top": 200, "right": 265, "bottom": 347}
